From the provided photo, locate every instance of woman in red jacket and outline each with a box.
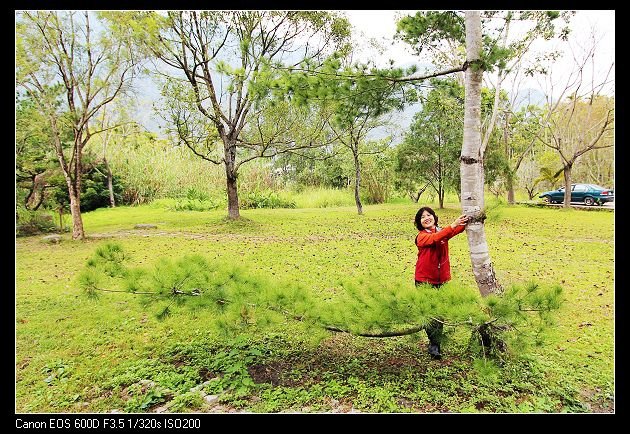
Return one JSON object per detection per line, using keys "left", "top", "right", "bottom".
{"left": 414, "top": 206, "right": 468, "bottom": 359}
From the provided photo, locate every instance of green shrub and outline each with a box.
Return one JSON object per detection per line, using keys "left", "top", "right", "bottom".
{"left": 16, "top": 210, "right": 58, "bottom": 237}
{"left": 168, "top": 391, "right": 204, "bottom": 413}
{"left": 240, "top": 190, "right": 296, "bottom": 209}
{"left": 172, "top": 198, "right": 222, "bottom": 212}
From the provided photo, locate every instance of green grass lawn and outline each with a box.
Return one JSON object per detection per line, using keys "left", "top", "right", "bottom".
{"left": 15, "top": 202, "right": 614, "bottom": 413}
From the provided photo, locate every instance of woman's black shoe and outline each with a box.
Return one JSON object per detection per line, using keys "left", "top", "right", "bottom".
{"left": 428, "top": 343, "right": 442, "bottom": 359}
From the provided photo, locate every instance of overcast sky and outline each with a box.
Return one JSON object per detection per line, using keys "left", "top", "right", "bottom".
{"left": 331, "top": 10, "right": 614, "bottom": 139}
{"left": 135, "top": 10, "right": 614, "bottom": 134}
{"left": 342, "top": 10, "right": 615, "bottom": 98}
{"left": 343, "top": 10, "right": 614, "bottom": 66}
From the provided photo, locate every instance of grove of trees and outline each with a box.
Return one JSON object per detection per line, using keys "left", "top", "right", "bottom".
{"left": 16, "top": 9, "right": 614, "bottom": 303}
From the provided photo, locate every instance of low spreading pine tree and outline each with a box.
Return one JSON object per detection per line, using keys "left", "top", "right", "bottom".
{"left": 78, "top": 242, "right": 563, "bottom": 363}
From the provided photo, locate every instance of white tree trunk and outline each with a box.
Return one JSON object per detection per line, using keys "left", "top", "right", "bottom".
{"left": 69, "top": 190, "right": 85, "bottom": 240}
{"left": 462, "top": 11, "right": 502, "bottom": 297}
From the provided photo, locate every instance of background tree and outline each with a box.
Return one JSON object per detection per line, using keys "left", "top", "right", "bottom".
{"left": 268, "top": 144, "right": 347, "bottom": 189}
{"left": 52, "top": 157, "right": 124, "bottom": 213}
{"left": 498, "top": 104, "right": 546, "bottom": 202}
{"left": 135, "top": 11, "right": 351, "bottom": 220}
{"left": 359, "top": 141, "right": 397, "bottom": 205}
{"left": 273, "top": 51, "right": 416, "bottom": 215}
{"left": 535, "top": 153, "right": 564, "bottom": 191}
{"left": 16, "top": 94, "right": 62, "bottom": 212}
{"left": 322, "top": 73, "right": 405, "bottom": 215}
{"left": 157, "top": 76, "right": 337, "bottom": 195}
{"left": 325, "top": 64, "right": 412, "bottom": 215}
{"left": 573, "top": 146, "right": 614, "bottom": 188}
{"left": 16, "top": 11, "right": 141, "bottom": 239}
{"left": 533, "top": 29, "right": 614, "bottom": 208}
{"left": 90, "top": 100, "right": 139, "bottom": 208}
{"left": 395, "top": 79, "right": 463, "bottom": 208}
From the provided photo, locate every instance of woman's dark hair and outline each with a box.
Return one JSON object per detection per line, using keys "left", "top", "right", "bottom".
{"left": 415, "top": 206, "right": 438, "bottom": 230}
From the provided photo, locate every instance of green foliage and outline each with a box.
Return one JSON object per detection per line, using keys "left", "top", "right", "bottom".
{"left": 90, "top": 242, "right": 129, "bottom": 276}
{"left": 108, "top": 131, "right": 225, "bottom": 205}
{"left": 396, "top": 11, "right": 465, "bottom": 55}
{"left": 123, "top": 384, "right": 167, "bottom": 412}
{"left": 167, "top": 391, "right": 204, "bottom": 413}
{"left": 172, "top": 199, "right": 222, "bottom": 212}
{"left": 352, "top": 381, "right": 402, "bottom": 412}
{"left": 270, "top": 148, "right": 351, "bottom": 190}
{"left": 79, "top": 242, "right": 562, "bottom": 367}
{"left": 359, "top": 146, "right": 395, "bottom": 204}
{"left": 395, "top": 78, "right": 463, "bottom": 202}
{"left": 78, "top": 164, "right": 124, "bottom": 212}
{"left": 474, "top": 282, "right": 563, "bottom": 359}
{"left": 78, "top": 245, "right": 317, "bottom": 338}
{"left": 16, "top": 209, "right": 58, "bottom": 237}
{"left": 203, "top": 337, "right": 264, "bottom": 399}
{"left": 396, "top": 11, "right": 573, "bottom": 72}
{"left": 166, "top": 188, "right": 223, "bottom": 212}
{"left": 289, "top": 187, "right": 355, "bottom": 208}
{"left": 240, "top": 190, "right": 297, "bottom": 210}
{"left": 42, "top": 360, "right": 71, "bottom": 385}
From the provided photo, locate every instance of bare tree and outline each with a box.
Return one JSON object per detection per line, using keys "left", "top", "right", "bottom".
{"left": 535, "top": 29, "right": 614, "bottom": 208}
{"left": 144, "top": 11, "right": 350, "bottom": 219}
{"left": 16, "top": 11, "right": 140, "bottom": 239}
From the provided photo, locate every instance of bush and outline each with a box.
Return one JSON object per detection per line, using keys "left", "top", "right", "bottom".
{"left": 171, "top": 188, "right": 222, "bottom": 211}
{"left": 172, "top": 199, "right": 222, "bottom": 212}
{"left": 16, "top": 210, "right": 58, "bottom": 237}
{"left": 240, "top": 190, "right": 296, "bottom": 209}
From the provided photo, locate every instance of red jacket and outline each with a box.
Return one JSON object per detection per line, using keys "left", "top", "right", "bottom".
{"left": 415, "top": 224, "right": 466, "bottom": 285}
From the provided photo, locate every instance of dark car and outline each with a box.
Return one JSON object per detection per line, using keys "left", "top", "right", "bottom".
{"left": 539, "top": 183, "right": 614, "bottom": 206}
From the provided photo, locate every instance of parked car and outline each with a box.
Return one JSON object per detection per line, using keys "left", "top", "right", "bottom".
{"left": 539, "top": 183, "right": 614, "bottom": 206}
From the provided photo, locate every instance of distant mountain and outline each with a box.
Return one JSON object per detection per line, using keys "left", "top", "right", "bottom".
{"left": 369, "top": 86, "right": 548, "bottom": 143}
{"left": 513, "top": 88, "right": 547, "bottom": 110}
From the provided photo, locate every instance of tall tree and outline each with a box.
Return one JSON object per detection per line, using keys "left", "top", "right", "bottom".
{"left": 323, "top": 68, "right": 406, "bottom": 215}
{"left": 460, "top": 11, "right": 502, "bottom": 296}
{"left": 271, "top": 49, "right": 415, "bottom": 215}
{"left": 16, "top": 11, "right": 141, "bottom": 239}
{"left": 135, "top": 11, "right": 350, "bottom": 219}
{"left": 93, "top": 105, "right": 125, "bottom": 208}
{"left": 395, "top": 79, "right": 463, "bottom": 208}
{"left": 395, "top": 10, "right": 572, "bottom": 296}
{"left": 500, "top": 104, "right": 546, "bottom": 203}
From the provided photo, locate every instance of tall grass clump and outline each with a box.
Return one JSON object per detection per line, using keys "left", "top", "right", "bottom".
{"left": 15, "top": 208, "right": 60, "bottom": 236}
{"left": 109, "top": 139, "right": 225, "bottom": 205}
{"left": 288, "top": 187, "right": 356, "bottom": 208}
{"left": 149, "top": 188, "right": 225, "bottom": 212}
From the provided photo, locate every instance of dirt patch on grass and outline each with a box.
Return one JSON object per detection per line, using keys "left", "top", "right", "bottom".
{"left": 248, "top": 360, "right": 301, "bottom": 387}
{"left": 580, "top": 388, "right": 614, "bottom": 413}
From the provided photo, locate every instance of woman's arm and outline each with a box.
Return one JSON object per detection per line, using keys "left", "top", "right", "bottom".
{"left": 416, "top": 215, "right": 468, "bottom": 246}
{"left": 416, "top": 226, "right": 457, "bottom": 246}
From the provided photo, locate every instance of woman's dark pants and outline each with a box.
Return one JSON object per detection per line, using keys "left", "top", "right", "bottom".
{"left": 415, "top": 281, "right": 443, "bottom": 358}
